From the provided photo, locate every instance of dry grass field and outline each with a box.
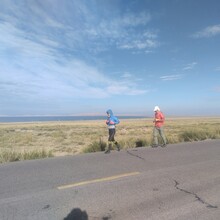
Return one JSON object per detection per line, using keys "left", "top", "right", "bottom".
{"left": 0, "top": 117, "right": 220, "bottom": 163}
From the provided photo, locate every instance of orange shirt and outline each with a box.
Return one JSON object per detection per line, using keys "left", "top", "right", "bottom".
{"left": 154, "top": 111, "right": 165, "bottom": 127}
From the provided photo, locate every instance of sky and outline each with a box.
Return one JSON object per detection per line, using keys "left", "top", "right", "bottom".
{"left": 0, "top": 0, "right": 220, "bottom": 117}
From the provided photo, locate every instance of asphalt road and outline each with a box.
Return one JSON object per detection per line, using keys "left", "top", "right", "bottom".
{"left": 0, "top": 140, "right": 220, "bottom": 220}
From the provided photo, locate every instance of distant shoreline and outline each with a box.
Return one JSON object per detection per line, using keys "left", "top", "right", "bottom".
{"left": 0, "top": 115, "right": 219, "bottom": 123}
{"left": 0, "top": 115, "right": 148, "bottom": 123}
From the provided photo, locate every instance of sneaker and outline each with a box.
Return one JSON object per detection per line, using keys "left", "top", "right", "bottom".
{"left": 151, "top": 145, "right": 159, "bottom": 148}
{"left": 115, "top": 143, "right": 120, "bottom": 151}
{"left": 104, "top": 149, "right": 110, "bottom": 154}
{"left": 161, "top": 144, "right": 167, "bottom": 148}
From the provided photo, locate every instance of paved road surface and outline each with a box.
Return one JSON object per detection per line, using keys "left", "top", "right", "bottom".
{"left": 0, "top": 140, "right": 220, "bottom": 220}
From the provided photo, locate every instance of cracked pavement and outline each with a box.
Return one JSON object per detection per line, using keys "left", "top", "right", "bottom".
{"left": 0, "top": 140, "right": 220, "bottom": 219}
{"left": 174, "top": 180, "right": 218, "bottom": 209}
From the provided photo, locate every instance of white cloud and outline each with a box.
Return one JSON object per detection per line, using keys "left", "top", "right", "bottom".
{"left": 0, "top": 0, "right": 151, "bottom": 108}
{"left": 120, "top": 12, "right": 151, "bottom": 27}
{"left": 119, "top": 38, "right": 159, "bottom": 50}
{"left": 106, "top": 84, "right": 147, "bottom": 96}
{"left": 160, "top": 74, "right": 183, "bottom": 81}
{"left": 0, "top": 56, "right": 148, "bottom": 102}
{"left": 0, "top": 21, "right": 58, "bottom": 62}
{"left": 105, "top": 72, "right": 148, "bottom": 96}
{"left": 1, "top": 1, "right": 159, "bottom": 55}
{"left": 192, "top": 24, "right": 220, "bottom": 38}
{"left": 121, "top": 73, "right": 133, "bottom": 78}
{"left": 183, "top": 62, "right": 197, "bottom": 70}
{"left": 92, "top": 14, "right": 156, "bottom": 51}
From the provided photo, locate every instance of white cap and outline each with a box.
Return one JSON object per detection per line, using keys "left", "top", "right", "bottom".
{"left": 154, "top": 106, "right": 160, "bottom": 111}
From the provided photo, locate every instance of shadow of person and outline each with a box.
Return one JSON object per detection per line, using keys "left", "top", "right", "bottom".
{"left": 64, "top": 208, "right": 88, "bottom": 220}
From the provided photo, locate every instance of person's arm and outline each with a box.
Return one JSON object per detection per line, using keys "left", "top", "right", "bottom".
{"left": 158, "top": 112, "right": 165, "bottom": 122}
{"left": 154, "top": 112, "right": 164, "bottom": 122}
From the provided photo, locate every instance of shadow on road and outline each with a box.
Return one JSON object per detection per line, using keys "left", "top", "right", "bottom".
{"left": 64, "top": 208, "right": 88, "bottom": 220}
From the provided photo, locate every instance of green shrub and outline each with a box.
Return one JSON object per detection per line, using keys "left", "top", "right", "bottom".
{"left": 0, "top": 150, "right": 53, "bottom": 163}
{"left": 179, "top": 129, "right": 218, "bottom": 142}
{"left": 83, "top": 138, "right": 150, "bottom": 153}
{"left": 135, "top": 139, "right": 149, "bottom": 147}
{"left": 83, "top": 139, "right": 106, "bottom": 153}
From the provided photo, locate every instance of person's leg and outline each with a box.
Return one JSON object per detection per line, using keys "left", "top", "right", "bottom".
{"left": 112, "top": 129, "right": 120, "bottom": 151}
{"left": 105, "top": 141, "right": 112, "bottom": 153}
{"left": 152, "top": 127, "right": 159, "bottom": 147}
{"left": 114, "top": 141, "right": 120, "bottom": 151}
{"left": 105, "top": 129, "right": 115, "bottom": 153}
{"left": 159, "top": 127, "right": 167, "bottom": 147}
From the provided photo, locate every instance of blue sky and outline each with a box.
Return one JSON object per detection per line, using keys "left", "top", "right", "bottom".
{"left": 0, "top": 0, "right": 220, "bottom": 116}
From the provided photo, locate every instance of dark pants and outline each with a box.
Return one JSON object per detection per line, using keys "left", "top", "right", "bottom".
{"left": 105, "top": 129, "right": 120, "bottom": 152}
{"left": 108, "top": 128, "right": 116, "bottom": 141}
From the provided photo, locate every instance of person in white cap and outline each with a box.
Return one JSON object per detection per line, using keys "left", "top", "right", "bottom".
{"left": 152, "top": 106, "right": 167, "bottom": 147}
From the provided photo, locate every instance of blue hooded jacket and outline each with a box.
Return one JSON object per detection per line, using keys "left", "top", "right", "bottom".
{"left": 106, "top": 109, "right": 120, "bottom": 127}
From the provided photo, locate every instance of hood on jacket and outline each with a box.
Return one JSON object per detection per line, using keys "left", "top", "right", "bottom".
{"left": 106, "top": 109, "right": 113, "bottom": 116}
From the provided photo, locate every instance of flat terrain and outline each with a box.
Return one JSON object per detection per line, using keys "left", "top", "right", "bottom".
{"left": 1, "top": 117, "right": 220, "bottom": 159}
{"left": 0, "top": 140, "right": 220, "bottom": 220}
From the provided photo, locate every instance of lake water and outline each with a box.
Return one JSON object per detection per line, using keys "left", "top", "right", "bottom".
{"left": 0, "top": 116, "right": 146, "bottom": 123}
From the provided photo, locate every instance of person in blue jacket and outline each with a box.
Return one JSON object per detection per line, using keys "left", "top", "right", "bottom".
{"left": 105, "top": 109, "right": 120, "bottom": 153}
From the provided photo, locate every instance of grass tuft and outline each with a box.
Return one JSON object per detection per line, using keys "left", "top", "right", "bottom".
{"left": 83, "top": 138, "right": 106, "bottom": 153}
{"left": 0, "top": 150, "right": 53, "bottom": 164}
{"left": 179, "top": 128, "right": 220, "bottom": 142}
{"left": 135, "top": 139, "right": 149, "bottom": 148}
{"left": 0, "top": 117, "right": 220, "bottom": 163}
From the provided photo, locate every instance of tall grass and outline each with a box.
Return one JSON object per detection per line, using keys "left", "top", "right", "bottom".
{"left": 179, "top": 126, "right": 220, "bottom": 142}
{"left": 0, "top": 117, "right": 219, "bottom": 163}
{"left": 0, "top": 149, "right": 53, "bottom": 164}
{"left": 84, "top": 118, "right": 220, "bottom": 153}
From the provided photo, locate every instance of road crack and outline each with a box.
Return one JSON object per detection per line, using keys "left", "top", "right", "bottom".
{"left": 126, "top": 150, "right": 145, "bottom": 161}
{"left": 174, "top": 180, "right": 218, "bottom": 209}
